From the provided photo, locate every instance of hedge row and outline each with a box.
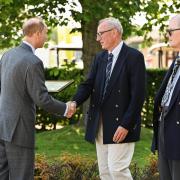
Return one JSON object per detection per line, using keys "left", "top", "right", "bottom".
{"left": 34, "top": 153, "right": 159, "bottom": 180}
{"left": 36, "top": 64, "right": 167, "bottom": 129}
{"left": 142, "top": 68, "right": 167, "bottom": 127}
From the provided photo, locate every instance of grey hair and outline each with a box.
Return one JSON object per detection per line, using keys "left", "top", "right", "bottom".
{"left": 171, "top": 14, "right": 180, "bottom": 27}
{"left": 99, "top": 17, "right": 123, "bottom": 34}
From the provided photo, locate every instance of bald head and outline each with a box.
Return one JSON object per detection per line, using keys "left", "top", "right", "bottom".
{"left": 22, "top": 17, "right": 47, "bottom": 37}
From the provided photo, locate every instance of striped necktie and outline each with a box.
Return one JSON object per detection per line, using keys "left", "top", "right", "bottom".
{"left": 102, "top": 53, "right": 113, "bottom": 99}
{"left": 161, "top": 56, "right": 180, "bottom": 106}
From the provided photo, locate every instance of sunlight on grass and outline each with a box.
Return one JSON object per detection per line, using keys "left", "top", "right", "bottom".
{"left": 73, "top": 144, "right": 79, "bottom": 150}
{"left": 75, "top": 127, "right": 81, "bottom": 135}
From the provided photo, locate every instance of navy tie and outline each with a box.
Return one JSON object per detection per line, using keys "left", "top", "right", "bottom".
{"left": 102, "top": 53, "right": 113, "bottom": 99}
{"left": 161, "top": 56, "right": 180, "bottom": 106}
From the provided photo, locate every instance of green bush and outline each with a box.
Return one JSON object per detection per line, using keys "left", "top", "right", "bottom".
{"left": 130, "top": 154, "right": 159, "bottom": 180}
{"left": 35, "top": 153, "right": 159, "bottom": 180}
{"left": 35, "top": 153, "right": 99, "bottom": 180}
{"left": 142, "top": 69, "right": 167, "bottom": 128}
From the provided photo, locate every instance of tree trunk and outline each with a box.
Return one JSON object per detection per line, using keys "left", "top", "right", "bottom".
{"left": 77, "top": 19, "right": 101, "bottom": 126}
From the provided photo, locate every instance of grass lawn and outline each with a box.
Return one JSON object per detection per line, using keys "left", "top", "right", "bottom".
{"left": 36, "top": 125, "right": 153, "bottom": 168}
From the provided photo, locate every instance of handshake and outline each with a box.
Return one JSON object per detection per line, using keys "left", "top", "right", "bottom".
{"left": 65, "top": 101, "right": 77, "bottom": 118}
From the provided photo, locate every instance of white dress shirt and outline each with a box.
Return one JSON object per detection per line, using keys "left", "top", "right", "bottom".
{"left": 108, "top": 41, "right": 124, "bottom": 76}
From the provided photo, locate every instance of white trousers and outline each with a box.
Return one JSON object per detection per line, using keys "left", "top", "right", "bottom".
{"left": 95, "top": 122, "right": 135, "bottom": 180}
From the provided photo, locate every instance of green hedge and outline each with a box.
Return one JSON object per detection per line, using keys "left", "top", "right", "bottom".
{"left": 34, "top": 153, "right": 159, "bottom": 180}
{"left": 36, "top": 66, "right": 167, "bottom": 129}
{"left": 142, "top": 69, "right": 167, "bottom": 128}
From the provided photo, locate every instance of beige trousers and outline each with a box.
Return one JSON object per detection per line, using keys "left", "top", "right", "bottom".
{"left": 95, "top": 121, "right": 135, "bottom": 180}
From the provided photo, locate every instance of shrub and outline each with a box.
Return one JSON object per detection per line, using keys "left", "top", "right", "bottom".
{"left": 35, "top": 153, "right": 99, "bottom": 180}
{"left": 58, "top": 153, "right": 99, "bottom": 180}
{"left": 140, "top": 154, "right": 159, "bottom": 180}
{"left": 35, "top": 153, "right": 159, "bottom": 180}
{"left": 130, "top": 154, "right": 159, "bottom": 180}
{"left": 34, "top": 154, "right": 50, "bottom": 180}
{"left": 142, "top": 69, "right": 167, "bottom": 128}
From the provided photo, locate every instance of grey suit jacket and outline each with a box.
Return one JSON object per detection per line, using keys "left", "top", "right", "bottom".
{"left": 0, "top": 42, "right": 66, "bottom": 148}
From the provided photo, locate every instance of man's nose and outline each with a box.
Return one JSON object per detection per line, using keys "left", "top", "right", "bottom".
{"left": 96, "top": 35, "right": 100, "bottom": 41}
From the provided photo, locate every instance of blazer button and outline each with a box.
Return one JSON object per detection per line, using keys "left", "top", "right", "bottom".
{"left": 92, "top": 89, "right": 95, "bottom": 92}
{"left": 179, "top": 102, "right": 180, "bottom": 105}
{"left": 177, "top": 121, "right": 180, "bottom": 125}
{"left": 116, "top": 117, "right": 119, "bottom": 121}
{"left": 115, "top": 104, "right": 119, "bottom": 108}
{"left": 118, "top": 90, "right": 120, "bottom": 93}
{"left": 92, "top": 104, "right": 95, "bottom": 107}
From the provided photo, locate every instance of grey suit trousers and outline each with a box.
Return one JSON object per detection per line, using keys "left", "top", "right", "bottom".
{"left": 158, "top": 107, "right": 180, "bottom": 180}
{"left": 0, "top": 140, "right": 34, "bottom": 180}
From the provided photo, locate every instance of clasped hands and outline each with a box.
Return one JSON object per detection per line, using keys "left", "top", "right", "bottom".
{"left": 65, "top": 101, "right": 77, "bottom": 118}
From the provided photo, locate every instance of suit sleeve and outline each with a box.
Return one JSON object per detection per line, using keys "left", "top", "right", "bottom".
{"left": 73, "top": 55, "right": 98, "bottom": 106}
{"left": 121, "top": 52, "right": 146, "bottom": 130}
{"left": 0, "top": 53, "right": 5, "bottom": 94}
{"left": 25, "top": 60, "right": 66, "bottom": 115}
{"left": 0, "top": 60, "right": 1, "bottom": 93}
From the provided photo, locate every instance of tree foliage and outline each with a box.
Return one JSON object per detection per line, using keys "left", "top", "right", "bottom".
{"left": 0, "top": 1, "right": 179, "bottom": 48}
{"left": 0, "top": 0, "right": 180, "bottom": 70}
{"left": 0, "top": 0, "right": 69, "bottom": 48}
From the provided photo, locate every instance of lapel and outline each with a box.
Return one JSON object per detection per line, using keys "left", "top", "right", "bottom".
{"left": 99, "top": 52, "right": 108, "bottom": 101}
{"left": 156, "top": 61, "right": 174, "bottom": 105}
{"left": 102, "top": 43, "right": 128, "bottom": 103}
{"left": 166, "top": 62, "right": 180, "bottom": 113}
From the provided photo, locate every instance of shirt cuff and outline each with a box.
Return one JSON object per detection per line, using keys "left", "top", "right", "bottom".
{"left": 64, "top": 104, "right": 68, "bottom": 116}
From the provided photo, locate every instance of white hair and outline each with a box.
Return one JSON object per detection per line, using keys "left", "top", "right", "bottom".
{"left": 171, "top": 14, "right": 180, "bottom": 27}
{"left": 99, "top": 17, "right": 123, "bottom": 34}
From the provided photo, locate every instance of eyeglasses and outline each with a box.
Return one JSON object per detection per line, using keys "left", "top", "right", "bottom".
{"left": 167, "top": 28, "right": 180, "bottom": 36}
{"left": 96, "top": 28, "right": 114, "bottom": 38}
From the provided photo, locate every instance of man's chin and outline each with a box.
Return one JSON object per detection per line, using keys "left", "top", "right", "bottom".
{"left": 101, "top": 46, "right": 107, "bottom": 50}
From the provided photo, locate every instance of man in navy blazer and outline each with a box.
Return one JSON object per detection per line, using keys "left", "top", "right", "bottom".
{"left": 152, "top": 14, "right": 180, "bottom": 180}
{"left": 72, "top": 17, "right": 145, "bottom": 179}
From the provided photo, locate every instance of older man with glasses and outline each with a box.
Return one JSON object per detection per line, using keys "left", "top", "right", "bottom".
{"left": 152, "top": 14, "right": 180, "bottom": 180}
{"left": 72, "top": 17, "right": 146, "bottom": 180}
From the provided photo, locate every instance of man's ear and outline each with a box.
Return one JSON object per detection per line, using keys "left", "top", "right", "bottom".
{"left": 34, "top": 31, "right": 41, "bottom": 38}
{"left": 113, "top": 29, "right": 118, "bottom": 36}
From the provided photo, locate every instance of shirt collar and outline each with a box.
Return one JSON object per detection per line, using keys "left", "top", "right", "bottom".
{"left": 109, "top": 41, "right": 123, "bottom": 58}
{"left": 23, "top": 40, "right": 36, "bottom": 54}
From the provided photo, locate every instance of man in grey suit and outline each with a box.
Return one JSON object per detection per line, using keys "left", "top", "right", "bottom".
{"left": 0, "top": 17, "right": 75, "bottom": 180}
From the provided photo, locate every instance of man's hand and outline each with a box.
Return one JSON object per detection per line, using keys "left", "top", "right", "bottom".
{"left": 65, "top": 101, "right": 77, "bottom": 118}
{"left": 113, "top": 126, "right": 128, "bottom": 143}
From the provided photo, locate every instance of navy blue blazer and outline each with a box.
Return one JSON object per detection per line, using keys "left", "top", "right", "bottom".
{"left": 73, "top": 43, "right": 146, "bottom": 144}
{"left": 152, "top": 59, "right": 180, "bottom": 160}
